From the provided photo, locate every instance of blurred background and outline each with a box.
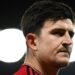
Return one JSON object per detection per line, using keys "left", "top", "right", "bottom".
{"left": 0, "top": 0, "right": 75, "bottom": 75}
{"left": 0, "top": 0, "right": 75, "bottom": 30}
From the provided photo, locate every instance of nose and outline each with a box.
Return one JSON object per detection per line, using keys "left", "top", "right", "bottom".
{"left": 62, "top": 32, "right": 73, "bottom": 46}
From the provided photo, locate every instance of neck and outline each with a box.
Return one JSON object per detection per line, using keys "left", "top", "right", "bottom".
{"left": 41, "top": 64, "right": 59, "bottom": 75}
{"left": 36, "top": 61, "right": 59, "bottom": 75}
{"left": 24, "top": 54, "right": 60, "bottom": 75}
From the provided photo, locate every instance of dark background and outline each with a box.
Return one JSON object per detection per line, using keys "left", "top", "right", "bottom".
{"left": 0, "top": 0, "right": 75, "bottom": 74}
{"left": 0, "top": 0, "right": 75, "bottom": 29}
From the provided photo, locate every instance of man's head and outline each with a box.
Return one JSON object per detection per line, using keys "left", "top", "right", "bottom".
{"left": 21, "top": 0, "right": 75, "bottom": 68}
{"left": 21, "top": 0, "right": 74, "bottom": 37}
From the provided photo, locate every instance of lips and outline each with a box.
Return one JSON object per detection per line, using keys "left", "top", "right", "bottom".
{"left": 58, "top": 48, "right": 72, "bottom": 57}
{"left": 57, "top": 51, "right": 70, "bottom": 58}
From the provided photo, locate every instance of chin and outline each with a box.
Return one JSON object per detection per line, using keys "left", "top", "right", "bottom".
{"left": 55, "top": 59, "right": 70, "bottom": 68}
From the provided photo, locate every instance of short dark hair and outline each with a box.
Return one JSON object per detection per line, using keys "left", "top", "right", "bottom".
{"left": 21, "top": 0, "right": 75, "bottom": 36}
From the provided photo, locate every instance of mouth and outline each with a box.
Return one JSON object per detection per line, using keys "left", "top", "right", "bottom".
{"left": 57, "top": 49, "right": 71, "bottom": 57}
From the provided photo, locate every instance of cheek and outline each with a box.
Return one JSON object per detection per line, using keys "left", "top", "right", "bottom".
{"left": 45, "top": 37, "right": 63, "bottom": 51}
{"left": 36, "top": 37, "right": 63, "bottom": 62}
{"left": 36, "top": 32, "right": 64, "bottom": 53}
{"left": 37, "top": 37, "right": 63, "bottom": 54}
{"left": 50, "top": 39, "right": 62, "bottom": 49}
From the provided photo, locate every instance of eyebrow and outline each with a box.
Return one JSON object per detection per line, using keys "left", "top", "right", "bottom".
{"left": 50, "top": 28, "right": 66, "bottom": 34}
{"left": 51, "top": 28, "right": 75, "bottom": 36}
{"left": 51, "top": 28, "right": 74, "bottom": 32}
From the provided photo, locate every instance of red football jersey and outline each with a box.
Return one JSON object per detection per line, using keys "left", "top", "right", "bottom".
{"left": 14, "top": 65, "right": 39, "bottom": 75}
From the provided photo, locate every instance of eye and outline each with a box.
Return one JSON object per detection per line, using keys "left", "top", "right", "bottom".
{"left": 69, "top": 31, "right": 74, "bottom": 38}
{"left": 53, "top": 31, "right": 65, "bottom": 37}
{"left": 51, "top": 29, "right": 65, "bottom": 37}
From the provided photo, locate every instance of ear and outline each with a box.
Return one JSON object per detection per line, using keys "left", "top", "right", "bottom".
{"left": 26, "top": 33, "right": 37, "bottom": 50}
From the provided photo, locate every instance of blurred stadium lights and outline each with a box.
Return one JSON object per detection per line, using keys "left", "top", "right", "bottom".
{"left": 0, "top": 28, "right": 27, "bottom": 63}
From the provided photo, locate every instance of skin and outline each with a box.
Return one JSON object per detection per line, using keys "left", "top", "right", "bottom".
{"left": 25, "top": 19, "right": 74, "bottom": 75}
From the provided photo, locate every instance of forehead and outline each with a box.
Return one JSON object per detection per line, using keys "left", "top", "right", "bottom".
{"left": 43, "top": 19, "right": 74, "bottom": 31}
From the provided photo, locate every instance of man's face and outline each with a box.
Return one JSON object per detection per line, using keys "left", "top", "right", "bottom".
{"left": 35, "top": 19, "right": 74, "bottom": 67}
